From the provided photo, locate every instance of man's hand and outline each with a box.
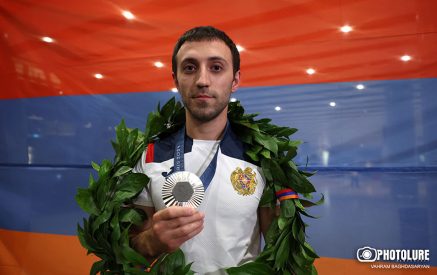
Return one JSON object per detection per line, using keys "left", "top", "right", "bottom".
{"left": 151, "top": 206, "right": 204, "bottom": 252}
{"left": 131, "top": 206, "right": 204, "bottom": 258}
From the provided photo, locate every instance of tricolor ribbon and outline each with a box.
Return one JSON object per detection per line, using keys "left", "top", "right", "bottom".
{"left": 276, "top": 188, "right": 299, "bottom": 201}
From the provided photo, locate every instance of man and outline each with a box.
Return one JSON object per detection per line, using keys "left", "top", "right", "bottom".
{"left": 131, "top": 26, "right": 274, "bottom": 274}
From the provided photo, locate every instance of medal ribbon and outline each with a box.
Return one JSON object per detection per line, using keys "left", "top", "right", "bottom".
{"left": 174, "top": 123, "right": 228, "bottom": 190}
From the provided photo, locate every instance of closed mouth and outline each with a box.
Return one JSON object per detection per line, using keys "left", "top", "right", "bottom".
{"left": 194, "top": 94, "right": 213, "bottom": 99}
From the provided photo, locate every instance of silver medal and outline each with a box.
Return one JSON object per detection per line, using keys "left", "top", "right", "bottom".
{"left": 162, "top": 171, "right": 204, "bottom": 208}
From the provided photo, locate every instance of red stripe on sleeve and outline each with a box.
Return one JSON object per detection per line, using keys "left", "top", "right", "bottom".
{"left": 145, "top": 143, "right": 154, "bottom": 163}
{"left": 275, "top": 188, "right": 294, "bottom": 196}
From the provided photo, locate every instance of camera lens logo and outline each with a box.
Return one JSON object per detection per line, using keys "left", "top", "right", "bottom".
{"left": 357, "top": 246, "right": 378, "bottom": 262}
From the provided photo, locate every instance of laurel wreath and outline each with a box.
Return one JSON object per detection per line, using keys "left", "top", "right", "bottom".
{"left": 76, "top": 97, "right": 323, "bottom": 275}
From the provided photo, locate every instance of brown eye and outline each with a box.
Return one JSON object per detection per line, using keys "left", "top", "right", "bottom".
{"left": 211, "top": 64, "right": 223, "bottom": 72}
{"left": 183, "top": 64, "right": 196, "bottom": 73}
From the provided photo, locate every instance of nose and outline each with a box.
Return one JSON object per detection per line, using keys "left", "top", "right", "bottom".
{"left": 196, "top": 65, "right": 210, "bottom": 88}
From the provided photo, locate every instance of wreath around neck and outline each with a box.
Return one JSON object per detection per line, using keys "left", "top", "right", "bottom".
{"left": 76, "top": 97, "right": 323, "bottom": 275}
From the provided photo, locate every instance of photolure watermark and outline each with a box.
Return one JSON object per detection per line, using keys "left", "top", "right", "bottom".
{"left": 370, "top": 263, "right": 430, "bottom": 269}
{"left": 356, "top": 246, "right": 430, "bottom": 269}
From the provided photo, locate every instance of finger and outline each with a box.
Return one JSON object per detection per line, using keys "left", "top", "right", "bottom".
{"left": 166, "top": 224, "right": 204, "bottom": 251}
{"left": 163, "top": 211, "right": 204, "bottom": 229}
{"left": 166, "top": 219, "right": 204, "bottom": 240}
{"left": 152, "top": 212, "right": 203, "bottom": 232}
{"left": 154, "top": 206, "right": 196, "bottom": 221}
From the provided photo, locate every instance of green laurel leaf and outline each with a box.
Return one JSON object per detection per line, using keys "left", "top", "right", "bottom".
{"left": 253, "top": 131, "right": 278, "bottom": 155}
{"left": 75, "top": 188, "right": 99, "bottom": 215}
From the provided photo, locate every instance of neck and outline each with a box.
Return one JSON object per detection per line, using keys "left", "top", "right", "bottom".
{"left": 185, "top": 110, "right": 228, "bottom": 140}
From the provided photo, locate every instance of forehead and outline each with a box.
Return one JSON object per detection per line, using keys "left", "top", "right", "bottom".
{"left": 176, "top": 39, "right": 232, "bottom": 63}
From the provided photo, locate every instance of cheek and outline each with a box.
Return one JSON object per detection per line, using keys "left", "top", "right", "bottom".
{"left": 216, "top": 75, "right": 234, "bottom": 88}
{"left": 177, "top": 76, "right": 195, "bottom": 89}
{"left": 176, "top": 79, "right": 190, "bottom": 93}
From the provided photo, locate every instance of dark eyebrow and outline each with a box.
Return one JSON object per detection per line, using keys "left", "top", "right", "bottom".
{"left": 181, "top": 57, "right": 198, "bottom": 65}
{"left": 181, "top": 56, "right": 228, "bottom": 64}
{"left": 208, "top": 56, "right": 228, "bottom": 63}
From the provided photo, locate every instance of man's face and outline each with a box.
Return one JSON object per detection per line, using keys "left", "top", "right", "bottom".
{"left": 173, "top": 39, "right": 240, "bottom": 122}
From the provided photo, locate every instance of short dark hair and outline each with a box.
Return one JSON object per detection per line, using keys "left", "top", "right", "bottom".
{"left": 172, "top": 26, "right": 240, "bottom": 76}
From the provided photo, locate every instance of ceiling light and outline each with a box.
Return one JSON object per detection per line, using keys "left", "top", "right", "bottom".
{"left": 236, "top": 45, "right": 245, "bottom": 52}
{"left": 122, "top": 10, "right": 135, "bottom": 20}
{"left": 340, "top": 25, "right": 353, "bottom": 33}
{"left": 230, "top": 97, "right": 237, "bottom": 102}
{"left": 171, "top": 87, "right": 178, "bottom": 93}
{"left": 400, "top": 55, "right": 412, "bottom": 62}
{"left": 306, "top": 68, "right": 316, "bottom": 75}
{"left": 330, "top": 102, "right": 336, "bottom": 107}
{"left": 41, "top": 36, "right": 54, "bottom": 43}
{"left": 356, "top": 84, "right": 365, "bottom": 90}
{"left": 94, "top": 73, "right": 103, "bottom": 79}
{"left": 154, "top": 61, "right": 164, "bottom": 68}
{"left": 275, "top": 106, "right": 281, "bottom": 111}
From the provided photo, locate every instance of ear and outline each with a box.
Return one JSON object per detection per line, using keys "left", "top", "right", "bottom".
{"left": 172, "top": 72, "right": 179, "bottom": 89}
{"left": 231, "top": 70, "right": 240, "bottom": 93}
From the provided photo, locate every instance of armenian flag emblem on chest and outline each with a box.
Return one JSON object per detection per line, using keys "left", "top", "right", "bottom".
{"left": 230, "top": 167, "right": 257, "bottom": 196}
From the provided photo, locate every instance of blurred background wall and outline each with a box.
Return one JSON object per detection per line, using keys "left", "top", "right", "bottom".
{"left": 1, "top": 0, "right": 436, "bottom": 274}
